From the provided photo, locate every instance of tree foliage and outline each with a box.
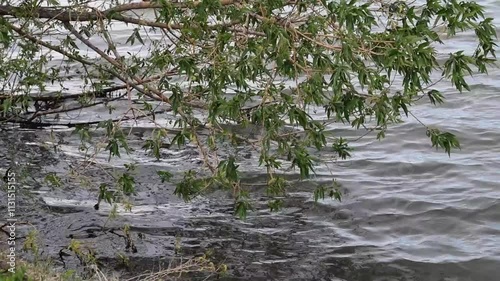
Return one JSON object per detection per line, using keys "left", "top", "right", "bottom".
{"left": 0, "top": 0, "right": 496, "bottom": 218}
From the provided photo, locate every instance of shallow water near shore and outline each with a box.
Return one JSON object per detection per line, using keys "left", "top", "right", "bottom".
{"left": 1, "top": 1, "right": 500, "bottom": 280}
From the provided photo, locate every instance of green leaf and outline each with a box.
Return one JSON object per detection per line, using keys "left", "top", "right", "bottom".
{"left": 157, "top": 171, "right": 174, "bottom": 183}
{"left": 427, "top": 90, "right": 445, "bottom": 105}
{"left": 118, "top": 173, "right": 136, "bottom": 195}
{"left": 332, "top": 138, "right": 352, "bottom": 160}
{"left": 44, "top": 173, "right": 62, "bottom": 188}
{"left": 234, "top": 199, "right": 251, "bottom": 219}
{"left": 426, "top": 128, "right": 461, "bottom": 156}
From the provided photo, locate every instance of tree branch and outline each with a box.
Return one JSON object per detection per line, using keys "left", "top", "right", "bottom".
{"left": 0, "top": 1, "right": 242, "bottom": 29}
{"left": 1, "top": 108, "right": 170, "bottom": 128}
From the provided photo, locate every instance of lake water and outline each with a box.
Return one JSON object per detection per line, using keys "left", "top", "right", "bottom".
{"left": 1, "top": 1, "right": 500, "bottom": 280}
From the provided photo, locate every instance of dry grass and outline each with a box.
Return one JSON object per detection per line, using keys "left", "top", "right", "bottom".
{"left": 124, "top": 255, "right": 227, "bottom": 281}
{"left": 0, "top": 252, "right": 226, "bottom": 281}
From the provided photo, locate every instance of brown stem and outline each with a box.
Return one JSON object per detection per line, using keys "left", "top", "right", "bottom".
{"left": 0, "top": 1, "right": 241, "bottom": 30}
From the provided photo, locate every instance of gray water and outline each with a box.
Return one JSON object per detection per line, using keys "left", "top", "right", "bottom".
{"left": 1, "top": 1, "right": 500, "bottom": 280}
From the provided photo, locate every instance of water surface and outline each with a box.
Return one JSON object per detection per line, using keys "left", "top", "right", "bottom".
{"left": 1, "top": 1, "right": 500, "bottom": 280}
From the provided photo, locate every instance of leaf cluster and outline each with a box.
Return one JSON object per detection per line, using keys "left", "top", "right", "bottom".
{"left": 0, "top": 0, "right": 496, "bottom": 218}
